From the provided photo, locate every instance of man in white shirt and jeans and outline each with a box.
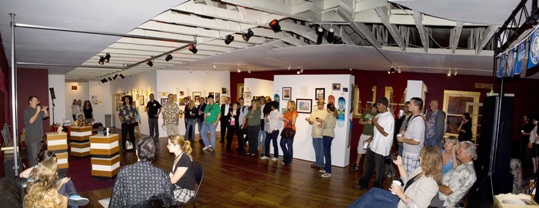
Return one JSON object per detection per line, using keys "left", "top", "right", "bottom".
{"left": 354, "top": 97, "right": 394, "bottom": 189}
{"left": 397, "top": 97, "right": 425, "bottom": 175}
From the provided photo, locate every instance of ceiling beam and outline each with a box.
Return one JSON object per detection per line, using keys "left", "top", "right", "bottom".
{"left": 451, "top": 21, "right": 463, "bottom": 54}
{"left": 413, "top": 10, "right": 428, "bottom": 52}
{"left": 337, "top": 9, "right": 382, "bottom": 48}
{"left": 476, "top": 25, "right": 499, "bottom": 55}
{"left": 374, "top": 6, "right": 405, "bottom": 51}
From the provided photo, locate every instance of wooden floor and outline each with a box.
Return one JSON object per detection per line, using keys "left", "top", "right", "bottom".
{"left": 79, "top": 134, "right": 380, "bottom": 208}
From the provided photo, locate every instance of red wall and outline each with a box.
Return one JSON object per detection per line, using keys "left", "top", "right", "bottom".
{"left": 231, "top": 69, "right": 539, "bottom": 163}
{"left": 16, "top": 68, "right": 50, "bottom": 135}
{"left": 0, "top": 34, "right": 10, "bottom": 145}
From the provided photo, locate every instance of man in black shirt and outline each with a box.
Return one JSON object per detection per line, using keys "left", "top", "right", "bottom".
{"left": 220, "top": 97, "right": 232, "bottom": 143}
{"left": 145, "top": 93, "right": 162, "bottom": 138}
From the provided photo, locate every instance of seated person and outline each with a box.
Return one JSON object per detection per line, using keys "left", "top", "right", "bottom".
{"left": 431, "top": 141, "right": 477, "bottom": 207}
{"left": 349, "top": 146, "right": 442, "bottom": 208}
{"left": 24, "top": 157, "right": 68, "bottom": 208}
{"left": 442, "top": 136, "right": 459, "bottom": 175}
{"left": 74, "top": 115, "right": 85, "bottom": 127}
{"left": 21, "top": 150, "right": 89, "bottom": 207}
{"left": 167, "top": 135, "right": 196, "bottom": 203}
{"left": 109, "top": 136, "right": 174, "bottom": 207}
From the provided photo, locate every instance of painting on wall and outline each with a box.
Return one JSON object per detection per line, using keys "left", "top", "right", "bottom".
{"left": 315, "top": 88, "right": 325, "bottom": 100}
{"left": 192, "top": 91, "right": 202, "bottom": 102}
{"left": 296, "top": 98, "right": 312, "bottom": 114}
{"left": 282, "top": 87, "right": 291, "bottom": 100}
{"left": 215, "top": 92, "right": 221, "bottom": 103}
{"left": 222, "top": 87, "right": 227, "bottom": 94}
{"left": 332, "top": 83, "right": 341, "bottom": 91}
{"left": 139, "top": 96, "right": 144, "bottom": 106}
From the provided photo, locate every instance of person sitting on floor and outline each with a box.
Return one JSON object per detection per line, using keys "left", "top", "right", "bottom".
{"left": 430, "top": 141, "right": 477, "bottom": 207}
{"left": 109, "top": 136, "right": 174, "bottom": 207}
{"left": 20, "top": 150, "right": 89, "bottom": 207}
{"left": 24, "top": 156, "right": 69, "bottom": 208}
{"left": 348, "top": 145, "right": 442, "bottom": 208}
{"left": 167, "top": 135, "right": 196, "bottom": 203}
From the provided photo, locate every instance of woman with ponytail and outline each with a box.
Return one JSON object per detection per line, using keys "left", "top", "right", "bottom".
{"left": 167, "top": 135, "right": 196, "bottom": 203}
{"left": 24, "top": 158, "right": 68, "bottom": 208}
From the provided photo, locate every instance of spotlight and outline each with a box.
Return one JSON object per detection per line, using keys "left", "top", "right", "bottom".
{"left": 206, "top": 69, "right": 209, "bottom": 73}
{"left": 225, "top": 69, "right": 229, "bottom": 73}
{"left": 297, "top": 69, "right": 300, "bottom": 74}
{"left": 108, "top": 77, "right": 112, "bottom": 81}
{"left": 288, "top": 65, "right": 291, "bottom": 70}
{"left": 189, "top": 44, "right": 198, "bottom": 54}
{"left": 224, "top": 35, "right": 234, "bottom": 45}
{"left": 113, "top": 74, "right": 118, "bottom": 80}
{"left": 104, "top": 53, "right": 111, "bottom": 63}
{"left": 397, "top": 68, "right": 401, "bottom": 73}
{"left": 454, "top": 69, "right": 458, "bottom": 76}
{"left": 349, "top": 68, "right": 353, "bottom": 71}
{"left": 190, "top": 69, "right": 193, "bottom": 73}
{"left": 101, "top": 78, "right": 107, "bottom": 83}
{"left": 98, "top": 56, "right": 105, "bottom": 65}
{"left": 447, "top": 69, "right": 452, "bottom": 76}
{"left": 242, "top": 29, "right": 254, "bottom": 42}
{"left": 327, "top": 27, "right": 334, "bottom": 43}
{"left": 237, "top": 68, "right": 241, "bottom": 73}
{"left": 119, "top": 74, "right": 125, "bottom": 79}
{"left": 147, "top": 60, "right": 153, "bottom": 67}
{"left": 213, "top": 64, "right": 216, "bottom": 69}
{"left": 333, "top": 36, "right": 343, "bottom": 44}
{"left": 269, "top": 19, "right": 281, "bottom": 32}
{"left": 165, "top": 54, "right": 173, "bottom": 62}
{"left": 388, "top": 66, "right": 396, "bottom": 74}
{"left": 300, "top": 68, "right": 304, "bottom": 73}
{"left": 248, "top": 69, "right": 251, "bottom": 74}
{"left": 316, "top": 27, "right": 324, "bottom": 44}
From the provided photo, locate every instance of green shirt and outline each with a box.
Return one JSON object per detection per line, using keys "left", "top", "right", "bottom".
{"left": 247, "top": 108, "right": 262, "bottom": 126}
{"left": 204, "top": 103, "right": 221, "bottom": 123}
{"left": 361, "top": 111, "right": 376, "bottom": 136}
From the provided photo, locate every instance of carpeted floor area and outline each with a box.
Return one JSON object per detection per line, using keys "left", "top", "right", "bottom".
{"left": 67, "top": 156, "right": 116, "bottom": 193}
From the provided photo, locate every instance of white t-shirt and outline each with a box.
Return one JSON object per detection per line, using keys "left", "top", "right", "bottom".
{"left": 369, "top": 111, "right": 394, "bottom": 156}
{"left": 403, "top": 115, "right": 425, "bottom": 154}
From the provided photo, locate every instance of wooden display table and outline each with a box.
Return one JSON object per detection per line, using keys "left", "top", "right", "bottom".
{"left": 90, "top": 134, "right": 120, "bottom": 178}
{"left": 45, "top": 132, "right": 69, "bottom": 169}
{"left": 69, "top": 126, "right": 92, "bottom": 157}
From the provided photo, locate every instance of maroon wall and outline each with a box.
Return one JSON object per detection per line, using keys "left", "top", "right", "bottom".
{"left": 231, "top": 69, "right": 539, "bottom": 164}
{"left": 16, "top": 68, "right": 50, "bottom": 135}
{"left": 0, "top": 34, "right": 10, "bottom": 144}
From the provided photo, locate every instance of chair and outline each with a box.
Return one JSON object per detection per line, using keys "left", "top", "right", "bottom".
{"left": 176, "top": 162, "right": 204, "bottom": 208}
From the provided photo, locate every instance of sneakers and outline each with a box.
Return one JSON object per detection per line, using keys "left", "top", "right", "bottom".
{"left": 261, "top": 156, "right": 269, "bottom": 160}
{"left": 203, "top": 145, "right": 212, "bottom": 151}
{"left": 319, "top": 169, "right": 326, "bottom": 173}
{"left": 208, "top": 148, "right": 215, "bottom": 152}
{"left": 321, "top": 173, "right": 331, "bottom": 178}
{"left": 271, "top": 157, "right": 278, "bottom": 161}
{"left": 69, "top": 194, "right": 89, "bottom": 206}
{"left": 352, "top": 165, "right": 359, "bottom": 170}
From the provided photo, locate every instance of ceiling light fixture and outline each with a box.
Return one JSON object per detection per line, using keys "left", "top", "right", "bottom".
{"left": 388, "top": 66, "right": 396, "bottom": 74}
{"left": 213, "top": 64, "right": 216, "bottom": 69}
{"left": 113, "top": 74, "right": 118, "bottom": 80}
{"left": 190, "top": 69, "right": 193, "bottom": 73}
{"left": 104, "top": 53, "right": 111, "bottom": 63}
{"left": 333, "top": 36, "right": 343, "bottom": 44}
{"left": 248, "top": 69, "right": 251, "bottom": 74}
{"left": 206, "top": 69, "right": 209, "bottom": 73}
{"left": 224, "top": 35, "right": 234, "bottom": 45}
{"left": 237, "top": 68, "right": 241, "bottom": 73}
{"left": 165, "top": 54, "right": 173, "bottom": 62}
{"left": 119, "top": 74, "right": 125, "bottom": 79}
{"left": 98, "top": 56, "right": 105, "bottom": 65}
{"left": 327, "top": 27, "right": 334, "bottom": 43}
{"left": 300, "top": 68, "right": 304, "bottom": 73}
{"left": 397, "top": 68, "right": 401, "bottom": 74}
{"left": 349, "top": 68, "right": 353, "bottom": 71}
{"left": 189, "top": 44, "right": 198, "bottom": 54}
{"left": 225, "top": 69, "right": 228, "bottom": 73}
{"left": 101, "top": 78, "right": 107, "bottom": 83}
{"left": 297, "top": 69, "right": 301, "bottom": 74}
{"left": 108, "top": 77, "right": 112, "bottom": 81}
{"left": 316, "top": 26, "right": 324, "bottom": 45}
{"left": 269, "top": 19, "right": 281, "bottom": 32}
{"left": 146, "top": 60, "right": 153, "bottom": 67}
{"left": 454, "top": 69, "right": 458, "bottom": 76}
{"left": 447, "top": 69, "right": 452, "bottom": 76}
{"left": 288, "top": 65, "right": 291, "bottom": 70}
{"left": 242, "top": 29, "right": 254, "bottom": 42}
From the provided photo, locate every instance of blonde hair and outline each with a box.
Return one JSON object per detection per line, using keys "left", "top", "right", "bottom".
{"left": 287, "top": 101, "right": 296, "bottom": 112}
{"left": 445, "top": 136, "right": 459, "bottom": 151}
{"left": 24, "top": 158, "right": 59, "bottom": 207}
{"left": 419, "top": 146, "right": 443, "bottom": 184}
{"left": 187, "top": 100, "right": 196, "bottom": 110}
{"left": 168, "top": 135, "right": 192, "bottom": 156}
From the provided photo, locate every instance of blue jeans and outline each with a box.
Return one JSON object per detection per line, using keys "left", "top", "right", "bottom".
{"left": 27, "top": 141, "right": 41, "bottom": 167}
{"left": 264, "top": 130, "right": 279, "bottom": 157}
{"left": 184, "top": 119, "right": 196, "bottom": 141}
{"left": 425, "top": 138, "right": 439, "bottom": 147}
{"left": 280, "top": 137, "right": 294, "bottom": 164}
{"left": 313, "top": 137, "right": 324, "bottom": 167}
{"left": 259, "top": 126, "right": 267, "bottom": 156}
{"left": 201, "top": 122, "right": 217, "bottom": 148}
{"left": 348, "top": 187, "right": 399, "bottom": 208}
{"left": 323, "top": 136, "right": 333, "bottom": 173}
{"left": 197, "top": 119, "right": 204, "bottom": 134}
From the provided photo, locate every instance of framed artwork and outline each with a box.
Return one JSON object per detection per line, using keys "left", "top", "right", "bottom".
{"left": 315, "top": 88, "right": 325, "bottom": 100}
{"left": 353, "top": 85, "right": 362, "bottom": 118}
{"left": 244, "top": 91, "right": 251, "bottom": 100}
{"left": 296, "top": 98, "right": 312, "bottom": 114}
{"left": 237, "top": 83, "right": 244, "bottom": 99}
{"left": 282, "top": 87, "right": 292, "bottom": 100}
{"left": 192, "top": 91, "right": 201, "bottom": 101}
{"left": 179, "top": 91, "right": 185, "bottom": 96}
{"left": 221, "top": 87, "right": 227, "bottom": 94}
{"left": 332, "top": 83, "right": 341, "bottom": 91}
{"left": 139, "top": 96, "right": 144, "bottom": 106}
{"left": 208, "top": 92, "right": 214, "bottom": 97}
{"left": 215, "top": 92, "right": 221, "bottom": 103}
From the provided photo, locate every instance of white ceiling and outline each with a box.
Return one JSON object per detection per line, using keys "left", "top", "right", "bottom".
{"left": 1, "top": 0, "right": 535, "bottom": 80}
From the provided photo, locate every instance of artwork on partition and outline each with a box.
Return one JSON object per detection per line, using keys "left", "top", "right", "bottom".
{"left": 192, "top": 91, "right": 202, "bottom": 102}
{"left": 215, "top": 92, "right": 221, "bottom": 103}
{"left": 282, "top": 87, "right": 292, "bottom": 100}
{"left": 139, "top": 96, "right": 144, "bottom": 106}
{"left": 328, "top": 95, "right": 335, "bottom": 105}
{"left": 274, "top": 94, "right": 280, "bottom": 110}
{"left": 315, "top": 88, "right": 325, "bottom": 100}
{"left": 161, "top": 98, "right": 168, "bottom": 105}
{"left": 221, "top": 87, "right": 227, "bottom": 94}
{"left": 332, "top": 83, "right": 341, "bottom": 91}
{"left": 337, "top": 97, "right": 346, "bottom": 127}
{"left": 343, "top": 87, "right": 348, "bottom": 93}
{"left": 179, "top": 91, "right": 185, "bottom": 96}
{"left": 296, "top": 98, "right": 312, "bottom": 114}
{"left": 244, "top": 91, "right": 251, "bottom": 100}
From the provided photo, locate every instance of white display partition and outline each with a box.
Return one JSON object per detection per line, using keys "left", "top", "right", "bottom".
{"left": 273, "top": 75, "right": 354, "bottom": 167}
{"left": 405, "top": 80, "right": 428, "bottom": 102}
{"left": 244, "top": 78, "right": 274, "bottom": 105}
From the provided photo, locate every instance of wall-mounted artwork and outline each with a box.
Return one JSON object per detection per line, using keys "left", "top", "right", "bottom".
{"left": 282, "top": 87, "right": 292, "bottom": 100}
{"left": 315, "top": 88, "right": 325, "bottom": 100}
{"left": 332, "top": 83, "right": 341, "bottom": 91}
{"left": 296, "top": 98, "right": 312, "bottom": 114}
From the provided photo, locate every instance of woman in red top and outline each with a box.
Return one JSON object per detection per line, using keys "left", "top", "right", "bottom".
{"left": 280, "top": 101, "right": 298, "bottom": 165}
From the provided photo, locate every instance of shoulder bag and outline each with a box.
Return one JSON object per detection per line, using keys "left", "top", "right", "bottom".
{"left": 280, "top": 122, "right": 296, "bottom": 138}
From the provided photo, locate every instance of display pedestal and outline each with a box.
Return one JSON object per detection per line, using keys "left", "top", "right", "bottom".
{"left": 45, "top": 132, "right": 69, "bottom": 169}
{"left": 69, "top": 126, "right": 92, "bottom": 157}
{"left": 90, "top": 134, "right": 120, "bottom": 178}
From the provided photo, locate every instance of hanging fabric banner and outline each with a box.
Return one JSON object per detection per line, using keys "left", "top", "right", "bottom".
{"left": 497, "top": 53, "right": 507, "bottom": 78}
{"left": 515, "top": 40, "right": 527, "bottom": 75}
{"left": 506, "top": 48, "right": 516, "bottom": 77}
{"left": 527, "top": 29, "right": 539, "bottom": 69}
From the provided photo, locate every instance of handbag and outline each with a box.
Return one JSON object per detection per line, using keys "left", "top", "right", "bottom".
{"left": 280, "top": 122, "right": 296, "bottom": 138}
